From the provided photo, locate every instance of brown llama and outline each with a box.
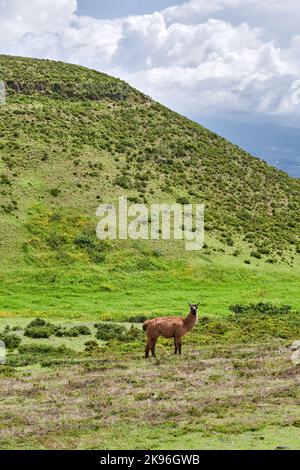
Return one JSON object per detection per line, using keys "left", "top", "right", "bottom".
{"left": 143, "top": 303, "right": 199, "bottom": 358}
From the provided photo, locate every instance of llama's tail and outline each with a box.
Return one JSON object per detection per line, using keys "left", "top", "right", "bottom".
{"left": 142, "top": 322, "right": 148, "bottom": 332}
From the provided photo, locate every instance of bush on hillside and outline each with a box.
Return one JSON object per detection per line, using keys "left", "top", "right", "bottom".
{"left": 24, "top": 319, "right": 91, "bottom": 339}
{"left": 94, "top": 323, "right": 143, "bottom": 342}
{"left": 71, "top": 325, "right": 91, "bottom": 336}
{"left": 27, "top": 318, "right": 47, "bottom": 327}
{"left": 95, "top": 323, "right": 127, "bottom": 341}
{"left": 7, "top": 343, "right": 78, "bottom": 368}
{"left": 84, "top": 340, "right": 101, "bottom": 353}
{"left": 251, "top": 251, "right": 262, "bottom": 259}
{"left": 127, "top": 315, "right": 149, "bottom": 323}
{"left": 18, "top": 343, "right": 63, "bottom": 354}
{"left": 24, "top": 326, "right": 53, "bottom": 338}
{"left": 0, "top": 333, "right": 21, "bottom": 350}
{"left": 229, "top": 303, "right": 292, "bottom": 316}
{"left": 56, "top": 325, "right": 91, "bottom": 337}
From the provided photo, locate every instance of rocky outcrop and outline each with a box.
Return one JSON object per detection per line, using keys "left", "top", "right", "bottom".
{"left": 290, "top": 340, "right": 300, "bottom": 365}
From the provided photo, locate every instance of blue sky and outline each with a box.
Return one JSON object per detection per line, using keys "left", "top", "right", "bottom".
{"left": 0, "top": 0, "right": 299, "bottom": 176}
{"left": 77, "top": 1, "right": 183, "bottom": 19}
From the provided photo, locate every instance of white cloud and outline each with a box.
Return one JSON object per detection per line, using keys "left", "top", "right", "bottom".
{"left": 163, "top": 0, "right": 300, "bottom": 42}
{"left": 0, "top": 0, "right": 299, "bottom": 121}
{"left": 162, "top": 0, "right": 223, "bottom": 25}
{"left": 0, "top": 0, "right": 76, "bottom": 43}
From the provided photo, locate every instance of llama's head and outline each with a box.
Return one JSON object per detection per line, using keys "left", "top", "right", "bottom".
{"left": 189, "top": 303, "right": 199, "bottom": 316}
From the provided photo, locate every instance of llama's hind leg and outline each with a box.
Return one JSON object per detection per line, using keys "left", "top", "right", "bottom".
{"left": 150, "top": 338, "right": 157, "bottom": 357}
{"left": 145, "top": 328, "right": 152, "bottom": 358}
{"left": 174, "top": 337, "right": 178, "bottom": 354}
{"left": 145, "top": 343, "right": 150, "bottom": 358}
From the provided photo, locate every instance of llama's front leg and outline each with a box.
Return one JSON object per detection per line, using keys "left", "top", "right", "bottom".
{"left": 174, "top": 337, "right": 178, "bottom": 354}
{"left": 175, "top": 335, "right": 182, "bottom": 355}
{"left": 174, "top": 335, "right": 181, "bottom": 354}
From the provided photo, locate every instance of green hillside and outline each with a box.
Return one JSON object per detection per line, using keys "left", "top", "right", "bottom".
{"left": 0, "top": 54, "right": 299, "bottom": 318}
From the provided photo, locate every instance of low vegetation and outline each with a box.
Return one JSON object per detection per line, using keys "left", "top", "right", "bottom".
{"left": 23, "top": 318, "right": 91, "bottom": 338}
{"left": 0, "top": 304, "right": 300, "bottom": 449}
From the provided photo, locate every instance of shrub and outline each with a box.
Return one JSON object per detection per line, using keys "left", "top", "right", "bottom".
{"left": 84, "top": 340, "right": 101, "bottom": 353}
{"left": 49, "top": 188, "right": 60, "bottom": 197}
{"left": 0, "top": 174, "right": 11, "bottom": 186}
{"left": 127, "top": 315, "right": 149, "bottom": 323}
{"left": 55, "top": 325, "right": 91, "bottom": 337}
{"left": 74, "top": 233, "right": 96, "bottom": 250}
{"left": 95, "top": 322, "right": 144, "bottom": 342}
{"left": 24, "top": 319, "right": 62, "bottom": 337}
{"left": 47, "top": 234, "right": 66, "bottom": 249}
{"left": 24, "top": 319, "right": 91, "bottom": 338}
{"left": 11, "top": 326, "right": 22, "bottom": 331}
{"left": 72, "top": 325, "right": 91, "bottom": 336}
{"left": 9, "top": 344, "right": 78, "bottom": 367}
{"left": 266, "top": 258, "right": 277, "bottom": 264}
{"left": 251, "top": 251, "right": 262, "bottom": 259}
{"left": 95, "top": 323, "right": 127, "bottom": 341}
{"left": 257, "top": 247, "right": 270, "bottom": 255}
{"left": 19, "top": 343, "right": 61, "bottom": 354}
{"left": 126, "top": 325, "right": 144, "bottom": 341}
{"left": 63, "top": 327, "right": 79, "bottom": 337}
{"left": 24, "top": 326, "right": 53, "bottom": 338}
{"left": 198, "top": 319, "right": 231, "bottom": 337}
{"left": 27, "top": 318, "right": 47, "bottom": 327}
{"left": 176, "top": 196, "right": 190, "bottom": 205}
{"left": 229, "top": 303, "right": 292, "bottom": 316}
{"left": 0, "top": 333, "right": 21, "bottom": 350}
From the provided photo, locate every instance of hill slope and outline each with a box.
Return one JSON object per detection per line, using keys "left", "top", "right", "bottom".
{"left": 0, "top": 55, "right": 299, "bottom": 266}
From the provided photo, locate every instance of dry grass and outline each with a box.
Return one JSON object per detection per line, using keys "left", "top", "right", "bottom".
{"left": 0, "top": 339, "right": 299, "bottom": 449}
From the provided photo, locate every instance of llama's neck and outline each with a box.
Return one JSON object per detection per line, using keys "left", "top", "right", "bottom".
{"left": 184, "top": 311, "right": 198, "bottom": 332}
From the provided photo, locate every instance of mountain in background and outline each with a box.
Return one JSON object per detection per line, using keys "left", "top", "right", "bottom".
{"left": 201, "top": 119, "right": 300, "bottom": 178}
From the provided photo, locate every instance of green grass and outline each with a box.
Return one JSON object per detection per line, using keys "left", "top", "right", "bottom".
{"left": 0, "top": 255, "right": 299, "bottom": 320}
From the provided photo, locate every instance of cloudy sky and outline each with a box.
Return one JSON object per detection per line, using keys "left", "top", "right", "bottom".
{"left": 0, "top": 0, "right": 300, "bottom": 175}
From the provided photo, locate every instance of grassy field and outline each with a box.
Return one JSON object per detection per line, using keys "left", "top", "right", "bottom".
{"left": 0, "top": 255, "right": 299, "bottom": 320}
{"left": 1, "top": 312, "right": 300, "bottom": 450}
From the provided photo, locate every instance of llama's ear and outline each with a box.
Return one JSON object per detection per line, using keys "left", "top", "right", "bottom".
{"left": 188, "top": 303, "right": 191, "bottom": 308}
{"left": 196, "top": 303, "right": 199, "bottom": 307}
